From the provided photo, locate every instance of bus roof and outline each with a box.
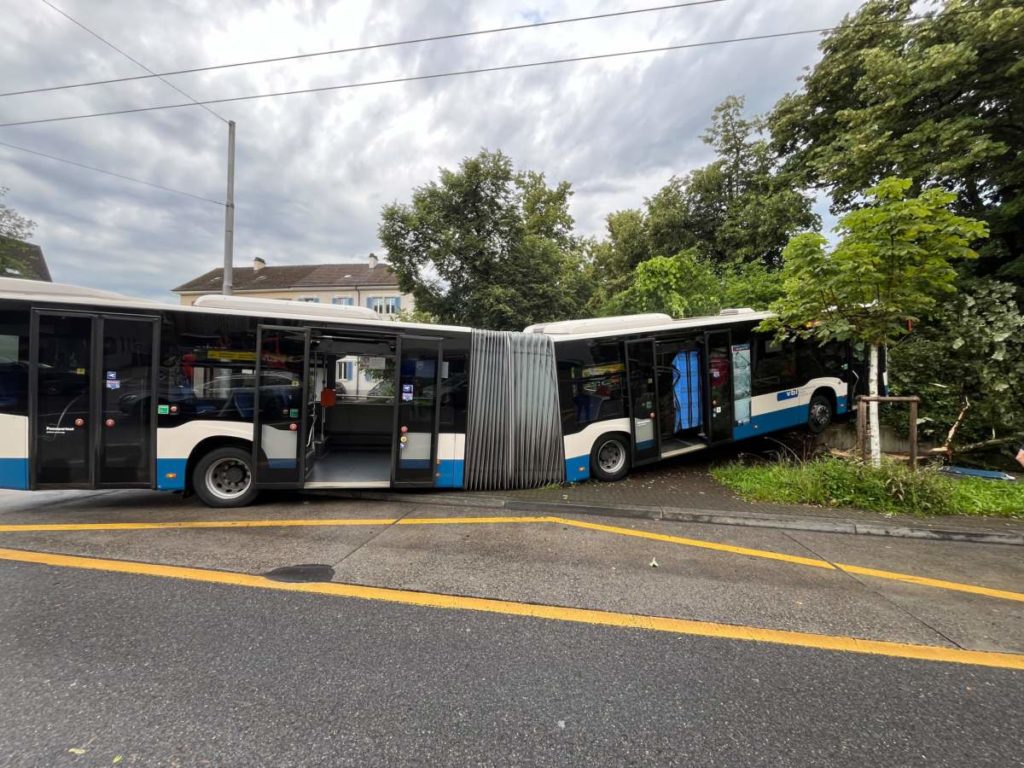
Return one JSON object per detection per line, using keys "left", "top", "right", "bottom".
{"left": 0, "top": 277, "right": 472, "bottom": 335}
{"left": 525, "top": 308, "right": 773, "bottom": 341}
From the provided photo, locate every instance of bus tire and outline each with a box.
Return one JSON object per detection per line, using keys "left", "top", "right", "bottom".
{"left": 807, "top": 393, "right": 833, "bottom": 435}
{"left": 193, "top": 446, "right": 259, "bottom": 508}
{"left": 590, "top": 433, "right": 631, "bottom": 482}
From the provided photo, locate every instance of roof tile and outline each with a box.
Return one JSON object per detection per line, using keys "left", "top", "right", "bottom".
{"left": 172, "top": 262, "right": 400, "bottom": 293}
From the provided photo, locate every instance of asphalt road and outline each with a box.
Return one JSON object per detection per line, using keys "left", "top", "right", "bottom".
{"left": 1, "top": 489, "right": 1022, "bottom": 767}
{"left": 1, "top": 560, "right": 1022, "bottom": 768}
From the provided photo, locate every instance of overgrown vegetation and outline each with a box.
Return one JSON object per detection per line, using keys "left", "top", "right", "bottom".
{"left": 711, "top": 458, "right": 1024, "bottom": 518}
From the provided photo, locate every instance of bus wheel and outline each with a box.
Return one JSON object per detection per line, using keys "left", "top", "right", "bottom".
{"left": 591, "top": 434, "right": 631, "bottom": 482}
{"left": 194, "top": 446, "right": 259, "bottom": 508}
{"left": 807, "top": 394, "right": 833, "bottom": 435}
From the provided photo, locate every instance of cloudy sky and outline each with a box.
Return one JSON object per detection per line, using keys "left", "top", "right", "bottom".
{"left": 1, "top": 0, "right": 862, "bottom": 300}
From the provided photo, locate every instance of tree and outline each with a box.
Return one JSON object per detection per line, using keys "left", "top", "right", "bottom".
{"left": 599, "top": 250, "right": 783, "bottom": 318}
{"left": 887, "top": 278, "right": 1024, "bottom": 459}
{"left": 0, "top": 186, "right": 38, "bottom": 278}
{"left": 378, "top": 150, "right": 591, "bottom": 329}
{"left": 671, "top": 97, "right": 815, "bottom": 268}
{"left": 769, "top": 0, "right": 1024, "bottom": 282}
{"left": 0, "top": 186, "right": 35, "bottom": 240}
{"left": 590, "top": 209, "right": 650, "bottom": 299}
{"left": 762, "top": 177, "right": 988, "bottom": 465}
{"left": 600, "top": 249, "right": 721, "bottom": 318}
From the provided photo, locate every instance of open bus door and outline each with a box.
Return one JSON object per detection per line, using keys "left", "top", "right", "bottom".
{"left": 29, "top": 310, "right": 158, "bottom": 489}
{"left": 624, "top": 338, "right": 661, "bottom": 465}
{"left": 391, "top": 335, "right": 442, "bottom": 488}
{"left": 253, "top": 325, "right": 310, "bottom": 487}
{"left": 704, "top": 330, "right": 733, "bottom": 444}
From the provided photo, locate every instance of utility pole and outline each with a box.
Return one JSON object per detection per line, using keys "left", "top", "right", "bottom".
{"left": 222, "top": 120, "right": 236, "bottom": 295}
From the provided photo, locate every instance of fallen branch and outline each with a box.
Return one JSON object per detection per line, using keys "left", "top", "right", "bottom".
{"left": 938, "top": 395, "right": 971, "bottom": 458}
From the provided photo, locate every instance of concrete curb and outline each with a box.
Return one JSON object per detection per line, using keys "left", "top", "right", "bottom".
{"left": 313, "top": 491, "right": 1024, "bottom": 546}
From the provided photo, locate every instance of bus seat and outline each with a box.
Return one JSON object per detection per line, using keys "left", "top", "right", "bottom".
{"left": 319, "top": 388, "right": 336, "bottom": 407}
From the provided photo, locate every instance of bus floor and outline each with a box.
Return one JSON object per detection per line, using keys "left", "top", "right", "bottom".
{"left": 305, "top": 449, "right": 391, "bottom": 488}
{"left": 659, "top": 436, "right": 707, "bottom": 459}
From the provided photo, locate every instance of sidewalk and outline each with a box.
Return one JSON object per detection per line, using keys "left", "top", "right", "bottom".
{"left": 345, "top": 458, "right": 1024, "bottom": 545}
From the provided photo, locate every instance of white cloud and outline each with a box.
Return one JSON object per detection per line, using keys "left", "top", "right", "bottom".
{"left": 0, "top": 0, "right": 862, "bottom": 300}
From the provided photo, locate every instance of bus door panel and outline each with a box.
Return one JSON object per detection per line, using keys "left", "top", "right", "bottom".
{"left": 392, "top": 336, "right": 441, "bottom": 487}
{"left": 704, "top": 330, "right": 733, "bottom": 444}
{"left": 32, "top": 312, "right": 94, "bottom": 487}
{"left": 31, "top": 312, "right": 158, "bottom": 489}
{"left": 97, "top": 316, "right": 158, "bottom": 487}
{"left": 254, "top": 326, "right": 309, "bottom": 487}
{"left": 624, "top": 338, "right": 660, "bottom": 464}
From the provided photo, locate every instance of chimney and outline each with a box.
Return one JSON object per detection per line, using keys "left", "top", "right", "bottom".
{"left": 253, "top": 256, "right": 266, "bottom": 272}
{"left": 368, "top": 252, "right": 378, "bottom": 270}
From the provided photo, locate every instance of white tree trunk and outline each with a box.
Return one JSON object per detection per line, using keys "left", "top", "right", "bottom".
{"left": 868, "top": 344, "right": 882, "bottom": 467}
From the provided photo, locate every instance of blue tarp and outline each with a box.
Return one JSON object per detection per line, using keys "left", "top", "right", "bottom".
{"left": 672, "top": 350, "right": 701, "bottom": 431}
{"left": 938, "top": 466, "right": 1016, "bottom": 482}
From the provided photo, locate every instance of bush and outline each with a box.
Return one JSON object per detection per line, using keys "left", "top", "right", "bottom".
{"left": 711, "top": 457, "right": 1024, "bottom": 518}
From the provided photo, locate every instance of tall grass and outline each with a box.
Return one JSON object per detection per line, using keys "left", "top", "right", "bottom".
{"left": 711, "top": 458, "right": 1024, "bottom": 518}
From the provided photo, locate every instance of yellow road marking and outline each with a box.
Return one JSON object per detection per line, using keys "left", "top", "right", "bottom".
{"left": 836, "top": 563, "right": 1024, "bottom": 604}
{"left": 550, "top": 517, "right": 835, "bottom": 569}
{"left": 0, "top": 545, "right": 1020, "bottom": 671}
{"left": 2, "top": 514, "right": 1022, "bottom": 604}
{"left": 551, "top": 517, "right": 1024, "bottom": 604}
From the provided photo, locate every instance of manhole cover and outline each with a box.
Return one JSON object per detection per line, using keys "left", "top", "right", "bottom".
{"left": 263, "top": 564, "right": 335, "bottom": 583}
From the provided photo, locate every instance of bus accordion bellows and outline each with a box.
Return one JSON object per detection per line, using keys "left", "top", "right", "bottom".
{"left": 0, "top": 277, "right": 875, "bottom": 507}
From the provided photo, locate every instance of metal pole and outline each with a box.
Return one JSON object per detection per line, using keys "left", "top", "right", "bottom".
{"left": 856, "top": 396, "right": 867, "bottom": 462}
{"left": 222, "top": 120, "right": 236, "bottom": 295}
{"left": 909, "top": 397, "right": 919, "bottom": 471}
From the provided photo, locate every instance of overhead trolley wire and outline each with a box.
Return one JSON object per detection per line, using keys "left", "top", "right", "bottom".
{"left": 0, "top": 139, "right": 225, "bottom": 205}
{"left": 2, "top": 0, "right": 727, "bottom": 98}
{"left": 0, "top": 17, "right": 950, "bottom": 130}
{"left": 35, "top": 0, "right": 229, "bottom": 123}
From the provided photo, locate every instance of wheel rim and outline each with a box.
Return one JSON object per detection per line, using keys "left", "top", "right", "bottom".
{"left": 597, "top": 439, "right": 626, "bottom": 475}
{"left": 205, "top": 457, "right": 252, "bottom": 500}
{"left": 810, "top": 402, "right": 831, "bottom": 429}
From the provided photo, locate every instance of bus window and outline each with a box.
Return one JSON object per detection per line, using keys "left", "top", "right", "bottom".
{"left": 159, "top": 313, "right": 259, "bottom": 423}
{"left": 557, "top": 340, "right": 625, "bottom": 432}
{"left": 0, "top": 311, "right": 29, "bottom": 416}
{"left": 752, "top": 336, "right": 800, "bottom": 395}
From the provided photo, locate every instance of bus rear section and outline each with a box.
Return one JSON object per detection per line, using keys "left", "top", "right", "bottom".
{"left": 538, "top": 312, "right": 854, "bottom": 483}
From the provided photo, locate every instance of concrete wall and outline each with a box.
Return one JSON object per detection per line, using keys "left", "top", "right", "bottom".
{"left": 822, "top": 422, "right": 935, "bottom": 455}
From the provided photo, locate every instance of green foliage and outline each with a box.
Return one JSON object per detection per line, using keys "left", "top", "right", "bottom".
{"left": 0, "top": 186, "right": 34, "bottom": 241}
{"left": 591, "top": 96, "right": 818, "bottom": 308}
{"left": 600, "top": 249, "right": 720, "bottom": 317}
{"left": 0, "top": 186, "right": 37, "bottom": 279}
{"left": 769, "top": 0, "right": 1024, "bottom": 282}
{"left": 378, "top": 150, "right": 592, "bottom": 330}
{"left": 598, "top": 250, "right": 783, "bottom": 319}
{"left": 888, "top": 278, "right": 1024, "bottom": 450}
{"left": 712, "top": 457, "right": 1024, "bottom": 518}
{"left": 719, "top": 260, "right": 784, "bottom": 310}
{"left": 763, "top": 177, "right": 987, "bottom": 347}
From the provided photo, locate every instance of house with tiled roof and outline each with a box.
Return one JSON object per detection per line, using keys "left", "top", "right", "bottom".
{"left": 172, "top": 254, "right": 413, "bottom": 317}
{"left": 0, "top": 236, "right": 52, "bottom": 282}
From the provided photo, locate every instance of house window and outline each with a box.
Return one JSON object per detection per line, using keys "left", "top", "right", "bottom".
{"left": 336, "top": 358, "right": 355, "bottom": 381}
{"left": 295, "top": 296, "right": 320, "bottom": 303}
{"left": 366, "top": 296, "right": 401, "bottom": 315}
{"left": 331, "top": 296, "right": 354, "bottom": 306}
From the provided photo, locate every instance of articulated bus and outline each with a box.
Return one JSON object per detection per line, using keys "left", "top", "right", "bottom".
{"left": 0, "top": 278, "right": 870, "bottom": 506}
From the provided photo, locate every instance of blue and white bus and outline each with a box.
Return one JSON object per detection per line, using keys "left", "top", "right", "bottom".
{"left": 0, "top": 279, "right": 867, "bottom": 506}
{"left": 527, "top": 312, "right": 860, "bottom": 484}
